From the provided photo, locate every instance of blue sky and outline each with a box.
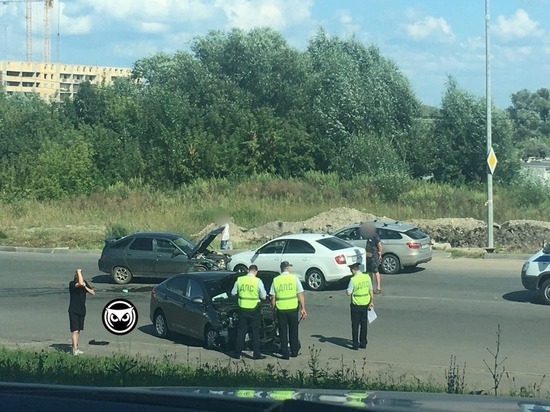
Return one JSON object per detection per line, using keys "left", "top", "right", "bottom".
{"left": 1, "top": 0, "right": 549, "bottom": 108}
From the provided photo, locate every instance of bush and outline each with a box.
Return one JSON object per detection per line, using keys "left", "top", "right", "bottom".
{"left": 508, "top": 174, "right": 550, "bottom": 208}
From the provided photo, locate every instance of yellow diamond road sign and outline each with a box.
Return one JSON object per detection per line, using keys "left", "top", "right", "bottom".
{"left": 487, "top": 147, "right": 498, "bottom": 174}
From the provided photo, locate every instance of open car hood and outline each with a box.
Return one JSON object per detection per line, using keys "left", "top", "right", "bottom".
{"left": 190, "top": 226, "right": 225, "bottom": 257}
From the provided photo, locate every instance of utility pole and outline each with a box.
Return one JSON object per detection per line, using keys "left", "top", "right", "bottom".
{"left": 485, "top": 0, "right": 495, "bottom": 252}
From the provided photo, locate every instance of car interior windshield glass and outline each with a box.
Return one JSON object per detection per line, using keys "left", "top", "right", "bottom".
{"left": 156, "top": 239, "right": 176, "bottom": 254}
{"left": 316, "top": 237, "right": 352, "bottom": 251}
{"left": 173, "top": 237, "right": 195, "bottom": 255}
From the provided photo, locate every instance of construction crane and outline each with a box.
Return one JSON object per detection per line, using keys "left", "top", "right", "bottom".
{"left": 1, "top": 0, "right": 53, "bottom": 62}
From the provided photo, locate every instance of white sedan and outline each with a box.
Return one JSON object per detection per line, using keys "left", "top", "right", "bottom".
{"left": 227, "top": 234, "right": 366, "bottom": 291}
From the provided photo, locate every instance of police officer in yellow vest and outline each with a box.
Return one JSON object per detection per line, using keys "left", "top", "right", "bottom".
{"left": 231, "top": 264, "right": 267, "bottom": 360}
{"left": 346, "top": 262, "right": 374, "bottom": 350}
{"left": 270, "top": 261, "right": 307, "bottom": 360}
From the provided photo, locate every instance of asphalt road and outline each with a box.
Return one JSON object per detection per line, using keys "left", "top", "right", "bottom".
{"left": 0, "top": 251, "right": 548, "bottom": 393}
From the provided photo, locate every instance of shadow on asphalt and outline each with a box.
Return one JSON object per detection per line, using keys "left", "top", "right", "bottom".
{"left": 91, "top": 274, "right": 163, "bottom": 286}
{"left": 310, "top": 334, "right": 353, "bottom": 350}
{"left": 50, "top": 343, "right": 72, "bottom": 353}
{"left": 502, "top": 290, "right": 542, "bottom": 305}
{"left": 138, "top": 324, "right": 203, "bottom": 348}
{"left": 399, "top": 266, "right": 426, "bottom": 274}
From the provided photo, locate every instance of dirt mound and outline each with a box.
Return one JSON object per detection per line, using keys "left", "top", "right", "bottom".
{"left": 193, "top": 208, "right": 550, "bottom": 252}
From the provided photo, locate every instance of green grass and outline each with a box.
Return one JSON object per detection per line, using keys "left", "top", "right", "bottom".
{"left": 0, "top": 346, "right": 547, "bottom": 398}
{"left": 0, "top": 173, "right": 549, "bottom": 249}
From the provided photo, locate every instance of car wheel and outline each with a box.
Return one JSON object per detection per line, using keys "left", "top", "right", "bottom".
{"left": 541, "top": 279, "right": 550, "bottom": 305}
{"left": 305, "top": 268, "right": 326, "bottom": 291}
{"left": 234, "top": 264, "right": 248, "bottom": 273}
{"left": 204, "top": 325, "right": 218, "bottom": 350}
{"left": 154, "top": 310, "right": 169, "bottom": 338}
{"left": 381, "top": 254, "right": 400, "bottom": 275}
{"left": 112, "top": 266, "right": 133, "bottom": 284}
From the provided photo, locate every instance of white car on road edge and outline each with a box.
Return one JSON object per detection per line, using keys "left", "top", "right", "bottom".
{"left": 226, "top": 233, "right": 366, "bottom": 291}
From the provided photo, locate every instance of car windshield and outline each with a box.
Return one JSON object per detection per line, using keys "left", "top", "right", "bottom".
{"left": 316, "top": 237, "right": 353, "bottom": 250}
{"left": 173, "top": 236, "right": 195, "bottom": 255}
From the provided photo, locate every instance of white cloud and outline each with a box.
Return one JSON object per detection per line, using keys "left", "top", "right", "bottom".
{"left": 137, "top": 22, "right": 169, "bottom": 34}
{"left": 404, "top": 16, "right": 455, "bottom": 42}
{"left": 214, "top": 0, "right": 313, "bottom": 31}
{"left": 337, "top": 9, "right": 360, "bottom": 36}
{"left": 493, "top": 9, "right": 542, "bottom": 39}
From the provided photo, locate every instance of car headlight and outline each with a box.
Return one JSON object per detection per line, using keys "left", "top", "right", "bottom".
{"left": 522, "top": 261, "right": 530, "bottom": 273}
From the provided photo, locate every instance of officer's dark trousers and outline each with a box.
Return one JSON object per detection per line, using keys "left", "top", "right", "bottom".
{"left": 350, "top": 304, "right": 369, "bottom": 348}
{"left": 277, "top": 308, "right": 299, "bottom": 357}
{"left": 236, "top": 307, "right": 261, "bottom": 356}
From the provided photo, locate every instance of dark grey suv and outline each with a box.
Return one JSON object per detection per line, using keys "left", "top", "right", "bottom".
{"left": 98, "top": 227, "right": 226, "bottom": 284}
{"left": 333, "top": 221, "right": 432, "bottom": 274}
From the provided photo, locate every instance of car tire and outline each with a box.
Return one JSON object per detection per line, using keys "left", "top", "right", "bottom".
{"left": 112, "top": 266, "right": 133, "bottom": 284}
{"left": 381, "top": 254, "right": 400, "bottom": 275}
{"left": 204, "top": 325, "right": 217, "bottom": 350}
{"left": 305, "top": 268, "right": 326, "bottom": 291}
{"left": 234, "top": 264, "right": 248, "bottom": 273}
{"left": 541, "top": 279, "right": 550, "bottom": 305}
{"left": 154, "top": 310, "right": 169, "bottom": 338}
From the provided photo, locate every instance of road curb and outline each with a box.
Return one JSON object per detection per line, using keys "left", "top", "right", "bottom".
{"left": 0, "top": 246, "right": 101, "bottom": 254}
{"left": 484, "top": 253, "right": 531, "bottom": 260}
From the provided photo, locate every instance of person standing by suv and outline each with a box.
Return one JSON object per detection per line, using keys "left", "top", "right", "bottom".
{"left": 68, "top": 269, "right": 95, "bottom": 355}
{"left": 361, "top": 222, "right": 382, "bottom": 294}
{"left": 270, "top": 261, "right": 307, "bottom": 360}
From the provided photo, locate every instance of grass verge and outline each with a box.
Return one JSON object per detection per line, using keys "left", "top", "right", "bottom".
{"left": 0, "top": 346, "right": 547, "bottom": 398}
{"left": 0, "top": 174, "right": 549, "bottom": 249}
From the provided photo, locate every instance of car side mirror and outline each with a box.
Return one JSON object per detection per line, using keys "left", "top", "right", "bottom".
{"left": 543, "top": 242, "right": 550, "bottom": 255}
{"left": 192, "top": 297, "right": 203, "bottom": 304}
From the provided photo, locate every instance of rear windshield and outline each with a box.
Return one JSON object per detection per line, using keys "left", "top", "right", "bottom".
{"left": 109, "top": 237, "right": 132, "bottom": 249}
{"left": 316, "top": 237, "right": 353, "bottom": 250}
{"left": 405, "top": 228, "right": 429, "bottom": 240}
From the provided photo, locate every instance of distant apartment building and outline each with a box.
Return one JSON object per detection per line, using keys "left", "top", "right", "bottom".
{"left": 522, "top": 160, "right": 550, "bottom": 187}
{"left": 0, "top": 61, "right": 132, "bottom": 101}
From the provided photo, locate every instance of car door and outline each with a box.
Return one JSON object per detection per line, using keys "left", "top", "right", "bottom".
{"left": 183, "top": 279, "right": 209, "bottom": 340}
{"left": 126, "top": 237, "right": 155, "bottom": 276}
{"left": 250, "top": 239, "right": 287, "bottom": 272}
{"left": 377, "top": 228, "right": 405, "bottom": 263}
{"left": 153, "top": 238, "right": 190, "bottom": 277}
{"left": 281, "top": 239, "right": 316, "bottom": 281}
{"left": 163, "top": 276, "right": 189, "bottom": 334}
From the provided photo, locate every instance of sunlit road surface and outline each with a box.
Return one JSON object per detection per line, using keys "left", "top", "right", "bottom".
{"left": 1, "top": 250, "right": 548, "bottom": 394}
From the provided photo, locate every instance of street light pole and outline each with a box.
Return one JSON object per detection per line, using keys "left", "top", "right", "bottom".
{"left": 485, "top": 0, "right": 494, "bottom": 252}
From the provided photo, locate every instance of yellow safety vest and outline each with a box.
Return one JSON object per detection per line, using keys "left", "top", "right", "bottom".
{"left": 268, "top": 390, "right": 296, "bottom": 400}
{"left": 237, "top": 275, "right": 260, "bottom": 309}
{"left": 273, "top": 274, "right": 299, "bottom": 310}
{"left": 351, "top": 272, "right": 371, "bottom": 306}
